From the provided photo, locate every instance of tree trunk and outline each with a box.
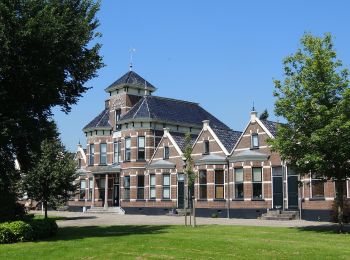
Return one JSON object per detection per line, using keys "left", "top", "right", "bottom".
{"left": 184, "top": 176, "right": 188, "bottom": 226}
{"left": 44, "top": 200, "right": 48, "bottom": 219}
{"left": 336, "top": 181, "right": 344, "bottom": 233}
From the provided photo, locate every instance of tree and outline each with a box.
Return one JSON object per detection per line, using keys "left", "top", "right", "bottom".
{"left": 24, "top": 137, "right": 77, "bottom": 219}
{"left": 271, "top": 33, "right": 350, "bottom": 232}
{"left": 183, "top": 133, "right": 196, "bottom": 227}
{"left": 0, "top": 0, "right": 103, "bottom": 219}
{"left": 259, "top": 109, "right": 269, "bottom": 120}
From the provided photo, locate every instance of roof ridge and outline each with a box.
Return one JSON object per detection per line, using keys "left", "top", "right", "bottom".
{"left": 150, "top": 95, "right": 199, "bottom": 105}
{"left": 145, "top": 96, "right": 151, "bottom": 118}
{"left": 95, "top": 108, "right": 109, "bottom": 127}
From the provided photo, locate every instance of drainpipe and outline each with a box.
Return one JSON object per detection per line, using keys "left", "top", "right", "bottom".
{"left": 226, "top": 158, "right": 230, "bottom": 219}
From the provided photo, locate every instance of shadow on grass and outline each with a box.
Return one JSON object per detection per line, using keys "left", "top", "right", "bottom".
{"left": 296, "top": 224, "right": 350, "bottom": 234}
{"left": 48, "top": 225, "right": 170, "bottom": 242}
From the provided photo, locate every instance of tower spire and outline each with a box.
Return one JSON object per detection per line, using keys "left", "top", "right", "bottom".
{"left": 129, "top": 48, "right": 136, "bottom": 71}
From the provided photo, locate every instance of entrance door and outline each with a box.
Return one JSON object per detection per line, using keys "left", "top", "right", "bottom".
{"left": 113, "top": 174, "right": 120, "bottom": 207}
{"left": 273, "top": 177, "right": 283, "bottom": 209}
{"left": 288, "top": 176, "right": 298, "bottom": 209}
{"left": 178, "top": 173, "right": 185, "bottom": 209}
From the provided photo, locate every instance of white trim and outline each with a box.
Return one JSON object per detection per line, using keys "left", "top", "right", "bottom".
{"left": 207, "top": 125, "right": 229, "bottom": 155}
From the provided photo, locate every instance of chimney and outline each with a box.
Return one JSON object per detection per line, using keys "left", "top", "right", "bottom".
{"left": 163, "top": 127, "right": 170, "bottom": 136}
{"left": 203, "top": 120, "right": 210, "bottom": 130}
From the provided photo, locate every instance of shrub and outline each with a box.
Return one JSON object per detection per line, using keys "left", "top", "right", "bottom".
{"left": 0, "top": 221, "right": 33, "bottom": 243}
{"left": 29, "top": 218, "right": 58, "bottom": 239}
{"left": 211, "top": 213, "right": 219, "bottom": 218}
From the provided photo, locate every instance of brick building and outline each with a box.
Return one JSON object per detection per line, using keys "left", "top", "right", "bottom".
{"left": 72, "top": 70, "right": 350, "bottom": 221}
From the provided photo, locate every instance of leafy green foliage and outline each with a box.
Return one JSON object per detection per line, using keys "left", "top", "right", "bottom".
{"left": 183, "top": 133, "right": 195, "bottom": 186}
{"left": 271, "top": 33, "right": 350, "bottom": 229}
{"left": 0, "top": 0, "right": 103, "bottom": 218}
{"left": 23, "top": 137, "right": 77, "bottom": 218}
{"left": 259, "top": 109, "right": 269, "bottom": 120}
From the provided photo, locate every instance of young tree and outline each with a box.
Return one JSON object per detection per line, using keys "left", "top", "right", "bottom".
{"left": 259, "top": 109, "right": 269, "bottom": 120}
{"left": 24, "top": 138, "right": 77, "bottom": 219}
{"left": 183, "top": 133, "right": 196, "bottom": 227}
{"left": 0, "top": 0, "right": 103, "bottom": 217}
{"left": 271, "top": 33, "right": 350, "bottom": 232}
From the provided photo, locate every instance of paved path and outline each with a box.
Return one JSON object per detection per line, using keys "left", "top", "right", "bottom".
{"left": 31, "top": 210, "right": 343, "bottom": 229}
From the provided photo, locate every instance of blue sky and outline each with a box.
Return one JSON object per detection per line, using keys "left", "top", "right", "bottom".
{"left": 53, "top": 0, "right": 350, "bottom": 151}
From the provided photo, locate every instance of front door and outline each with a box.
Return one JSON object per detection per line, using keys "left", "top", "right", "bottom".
{"left": 273, "top": 176, "right": 283, "bottom": 209}
{"left": 113, "top": 174, "right": 120, "bottom": 207}
{"left": 288, "top": 176, "right": 298, "bottom": 209}
{"left": 177, "top": 173, "right": 185, "bottom": 209}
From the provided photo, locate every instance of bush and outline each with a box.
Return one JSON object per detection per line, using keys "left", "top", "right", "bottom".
{"left": 0, "top": 221, "right": 33, "bottom": 243}
{"left": 0, "top": 218, "right": 57, "bottom": 244}
{"left": 29, "top": 218, "right": 58, "bottom": 239}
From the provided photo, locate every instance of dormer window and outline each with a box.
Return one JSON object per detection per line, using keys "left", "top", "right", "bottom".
{"left": 251, "top": 133, "right": 259, "bottom": 149}
{"left": 203, "top": 140, "right": 209, "bottom": 155}
{"left": 164, "top": 146, "right": 169, "bottom": 160}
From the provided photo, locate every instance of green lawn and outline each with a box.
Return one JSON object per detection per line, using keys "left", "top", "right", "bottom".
{"left": 0, "top": 224, "right": 350, "bottom": 259}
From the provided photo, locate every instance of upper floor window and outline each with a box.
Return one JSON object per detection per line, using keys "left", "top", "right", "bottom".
{"left": 114, "top": 141, "right": 121, "bottom": 164}
{"left": 137, "top": 136, "right": 145, "bottom": 161}
{"left": 251, "top": 133, "right": 259, "bottom": 149}
{"left": 203, "top": 140, "right": 210, "bottom": 155}
{"left": 78, "top": 158, "right": 82, "bottom": 169}
{"left": 100, "top": 143, "right": 107, "bottom": 165}
{"left": 89, "top": 144, "right": 94, "bottom": 166}
{"left": 125, "top": 138, "right": 131, "bottom": 161}
{"left": 115, "top": 109, "right": 121, "bottom": 129}
{"left": 164, "top": 146, "right": 170, "bottom": 160}
{"left": 199, "top": 170, "right": 207, "bottom": 199}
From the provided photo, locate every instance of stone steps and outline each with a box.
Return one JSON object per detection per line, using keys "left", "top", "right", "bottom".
{"left": 261, "top": 210, "right": 299, "bottom": 221}
{"left": 85, "top": 207, "right": 125, "bottom": 215}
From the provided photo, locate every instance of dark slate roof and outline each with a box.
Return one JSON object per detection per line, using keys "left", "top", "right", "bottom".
{"left": 260, "top": 119, "right": 278, "bottom": 137}
{"left": 105, "top": 71, "right": 156, "bottom": 92}
{"left": 120, "top": 95, "right": 230, "bottom": 130}
{"left": 171, "top": 132, "right": 198, "bottom": 152}
{"left": 83, "top": 108, "right": 111, "bottom": 130}
{"left": 212, "top": 127, "right": 242, "bottom": 153}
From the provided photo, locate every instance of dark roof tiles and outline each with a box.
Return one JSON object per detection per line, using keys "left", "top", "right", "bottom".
{"left": 171, "top": 132, "right": 198, "bottom": 152}
{"left": 212, "top": 127, "right": 242, "bottom": 153}
{"left": 120, "top": 95, "right": 230, "bottom": 130}
{"left": 83, "top": 108, "right": 111, "bottom": 130}
{"left": 105, "top": 71, "right": 156, "bottom": 92}
{"left": 260, "top": 119, "right": 278, "bottom": 137}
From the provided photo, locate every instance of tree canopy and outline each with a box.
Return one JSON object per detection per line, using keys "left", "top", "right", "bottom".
{"left": 271, "top": 33, "right": 350, "bottom": 229}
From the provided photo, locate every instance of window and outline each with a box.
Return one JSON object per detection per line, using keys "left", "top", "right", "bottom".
{"left": 114, "top": 141, "right": 121, "bottom": 163}
{"left": 203, "top": 140, "right": 210, "bottom": 155}
{"left": 100, "top": 143, "right": 107, "bottom": 165}
{"left": 80, "top": 180, "right": 86, "bottom": 200}
{"left": 252, "top": 167, "right": 262, "bottom": 199}
{"left": 150, "top": 174, "right": 156, "bottom": 199}
{"left": 124, "top": 176, "right": 130, "bottom": 200}
{"left": 215, "top": 170, "right": 224, "bottom": 199}
{"left": 137, "top": 136, "right": 145, "bottom": 161}
{"left": 311, "top": 175, "right": 324, "bottom": 198}
{"left": 137, "top": 175, "right": 145, "bottom": 199}
{"left": 164, "top": 146, "right": 169, "bottom": 159}
{"left": 78, "top": 158, "right": 82, "bottom": 169}
{"left": 235, "top": 168, "right": 244, "bottom": 199}
{"left": 335, "top": 181, "right": 347, "bottom": 198}
{"left": 89, "top": 144, "right": 94, "bottom": 165}
{"left": 199, "top": 170, "right": 207, "bottom": 199}
{"left": 163, "top": 174, "right": 171, "bottom": 199}
{"left": 115, "top": 109, "right": 121, "bottom": 129}
{"left": 251, "top": 133, "right": 259, "bottom": 149}
{"left": 89, "top": 178, "right": 93, "bottom": 200}
{"left": 125, "top": 138, "right": 131, "bottom": 161}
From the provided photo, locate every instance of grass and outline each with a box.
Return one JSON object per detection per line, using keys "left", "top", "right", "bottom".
{"left": 1, "top": 224, "right": 350, "bottom": 259}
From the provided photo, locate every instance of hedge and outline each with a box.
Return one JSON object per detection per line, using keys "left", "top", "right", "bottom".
{"left": 0, "top": 218, "right": 58, "bottom": 244}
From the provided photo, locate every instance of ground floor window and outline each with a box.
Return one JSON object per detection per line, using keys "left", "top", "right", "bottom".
{"left": 163, "top": 174, "right": 170, "bottom": 199}
{"left": 80, "top": 179, "right": 86, "bottom": 200}
{"left": 215, "top": 170, "right": 224, "bottom": 199}
{"left": 252, "top": 167, "right": 262, "bottom": 199}
{"left": 124, "top": 176, "right": 130, "bottom": 200}
{"left": 199, "top": 170, "right": 207, "bottom": 199}
{"left": 234, "top": 168, "right": 244, "bottom": 199}
{"left": 150, "top": 174, "right": 156, "bottom": 199}
{"left": 311, "top": 175, "right": 324, "bottom": 198}
{"left": 88, "top": 178, "right": 93, "bottom": 200}
{"left": 137, "top": 175, "right": 145, "bottom": 199}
